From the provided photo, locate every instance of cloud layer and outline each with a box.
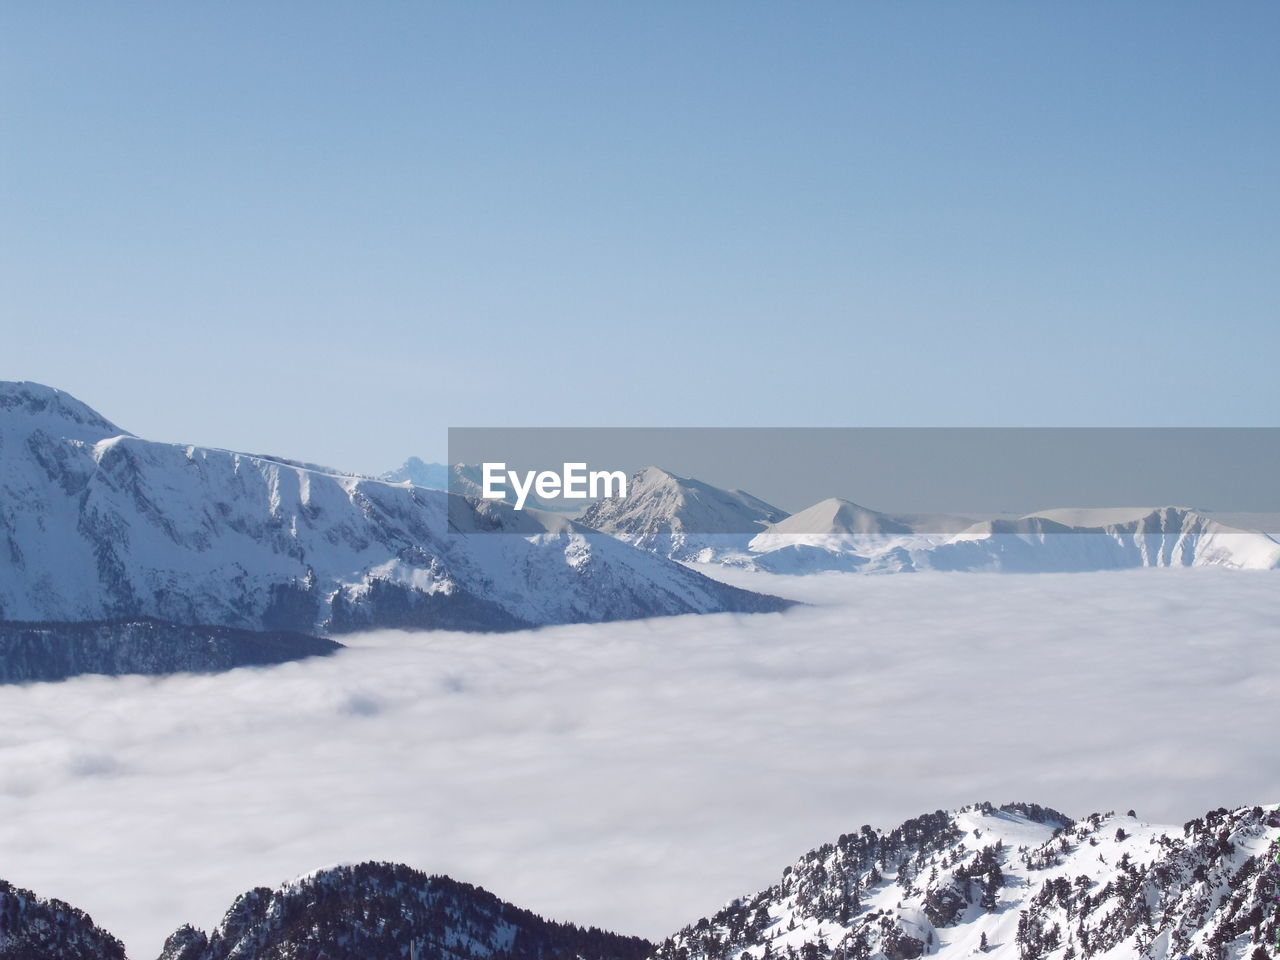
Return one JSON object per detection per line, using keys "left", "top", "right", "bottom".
{"left": 0, "top": 568, "right": 1276, "bottom": 958}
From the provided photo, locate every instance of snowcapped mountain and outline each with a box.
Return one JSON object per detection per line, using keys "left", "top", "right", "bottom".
{"left": 764, "top": 499, "right": 913, "bottom": 537}
{"left": 154, "top": 862, "right": 653, "bottom": 960}
{"left": 571, "top": 466, "right": 1278, "bottom": 574}
{"left": 0, "top": 875, "right": 127, "bottom": 960}
{"left": 577, "top": 466, "right": 789, "bottom": 560}
{"left": 743, "top": 499, "right": 918, "bottom": 573}
{"left": 921, "top": 507, "right": 1280, "bottom": 572}
{"left": 740, "top": 505, "right": 1280, "bottom": 575}
{"left": 0, "top": 382, "right": 788, "bottom": 646}
{"left": 654, "top": 803, "right": 1280, "bottom": 960}
{"left": 567, "top": 462, "right": 1279, "bottom": 574}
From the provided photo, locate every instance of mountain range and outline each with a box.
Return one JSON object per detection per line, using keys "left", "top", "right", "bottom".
{"left": 0, "top": 383, "right": 787, "bottom": 682}
{"left": 3, "top": 802, "right": 1274, "bottom": 960}
{"left": 6, "top": 382, "right": 1276, "bottom": 686}
{"left": 386, "top": 459, "right": 1280, "bottom": 573}
{"left": 553, "top": 467, "right": 1280, "bottom": 574}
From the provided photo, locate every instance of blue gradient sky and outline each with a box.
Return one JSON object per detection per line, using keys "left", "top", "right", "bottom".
{"left": 3, "top": 2, "right": 1277, "bottom": 472}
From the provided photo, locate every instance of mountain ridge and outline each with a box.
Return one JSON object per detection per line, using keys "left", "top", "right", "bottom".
{"left": 569, "top": 464, "right": 1279, "bottom": 573}
{"left": 0, "top": 382, "right": 791, "bottom": 674}
{"left": 2, "top": 802, "right": 1274, "bottom": 960}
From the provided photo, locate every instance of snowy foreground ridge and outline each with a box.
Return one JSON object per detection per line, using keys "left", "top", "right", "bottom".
{"left": 655, "top": 804, "right": 1279, "bottom": 960}
{"left": 2, "top": 803, "right": 1275, "bottom": 960}
{"left": 0, "top": 382, "right": 786, "bottom": 652}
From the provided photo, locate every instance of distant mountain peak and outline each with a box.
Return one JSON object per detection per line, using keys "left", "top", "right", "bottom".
{"left": 580, "top": 465, "right": 788, "bottom": 540}
{"left": 764, "top": 497, "right": 914, "bottom": 536}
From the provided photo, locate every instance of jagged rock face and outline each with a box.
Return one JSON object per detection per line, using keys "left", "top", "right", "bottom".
{"left": 0, "top": 382, "right": 788, "bottom": 638}
{"left": 0, "top": 618, "right": 341, "bottom": 684}
{"left": 154, "top": 862, "right": 654, "bottom": 960}
{"left": 652, "top": 804, "right": 1280, "bottom": 960}
{"left": 0, "top": 878, "right": 127, "bottom": 960}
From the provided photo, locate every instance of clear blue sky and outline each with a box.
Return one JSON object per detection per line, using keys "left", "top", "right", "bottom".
{"left": 3, "top": 2, "right": 1277, "bottom": 472}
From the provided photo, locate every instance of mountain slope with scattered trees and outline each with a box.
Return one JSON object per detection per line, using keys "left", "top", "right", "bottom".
{"left": 0, "top": 876, "right": 127, "bottom": 960}
{"left": 153, "top": 863, "right": 653, "bottom": 960}
{"left": 3, "top": 803, "right": 1276, "bottom": 960}
{"left": 653, "top": 803, "right": 1280, "bottom": 960}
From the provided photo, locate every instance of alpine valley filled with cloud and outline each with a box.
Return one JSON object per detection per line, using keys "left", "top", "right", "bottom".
{"left": 7, "top": 0, "right": 1279, "bottom": 956}
{"left": 0, "top": 382, "right": 1278, "bottom": 960}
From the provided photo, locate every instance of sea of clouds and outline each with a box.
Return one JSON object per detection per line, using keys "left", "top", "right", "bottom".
{"left": 0, "top": 568, "right": 1277, "bottom": 958}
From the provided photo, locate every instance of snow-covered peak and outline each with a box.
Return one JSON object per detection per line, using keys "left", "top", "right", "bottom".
{"left": 764, "top": 497, "right": 913, "bottom": 536}
{"left": 0, "top": 380, "right": 129, "bottom": 443}
{"left": 580, "top": 465, "right": 788, "bottom": 538}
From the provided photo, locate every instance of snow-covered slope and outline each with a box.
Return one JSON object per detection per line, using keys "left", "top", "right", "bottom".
{"left": 0, "top": 382, "right": 788, "bottom": 636}
{"left": 654, "top": 803, "right": 1280, "bottom": 960}
{"left": 578, "top": 466, "right": 789, "bottom": 560}
{"left": 764, "top": 498, "right": 913, "bottom": 537}
{"left": 155, "top": 862, "right": 653, "bottom": 960}
{"left": 743, "top": 499, "right": 919, "bottom": 573}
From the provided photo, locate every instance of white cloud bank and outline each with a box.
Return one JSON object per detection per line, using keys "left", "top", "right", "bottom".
{"left": 0, "top": 568, "right": 1277, "bottom": 958}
